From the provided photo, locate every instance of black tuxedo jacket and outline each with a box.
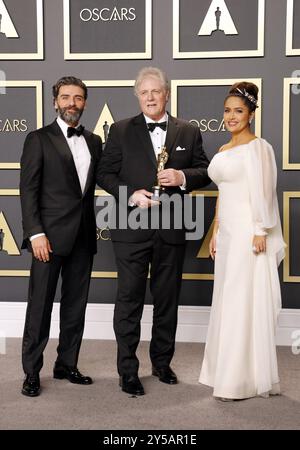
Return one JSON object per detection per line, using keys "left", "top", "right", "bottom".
{"left": 20, "top": 120, "right": 102, "bottom": 255}
{"left": 97, "top": 113, "right": 210, "bottom": 244}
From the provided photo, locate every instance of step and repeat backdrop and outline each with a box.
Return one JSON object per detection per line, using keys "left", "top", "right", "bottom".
{"left": 0, "top": 0, "right": 299, "bottom": 308}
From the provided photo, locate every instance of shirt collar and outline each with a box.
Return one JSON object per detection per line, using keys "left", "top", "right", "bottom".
{"left": 143, "top": 113, "right": 168, "bottom": 124}
{"left": 56, "top": 116, "right": 82, "bottom": 137}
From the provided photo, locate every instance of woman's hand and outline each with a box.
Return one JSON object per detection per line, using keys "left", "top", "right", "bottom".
{"left": 209, "top": 234, "right": 217, "bottom": 260}
{"left": 252, "top": 235, "right": 266, "bottom": 254}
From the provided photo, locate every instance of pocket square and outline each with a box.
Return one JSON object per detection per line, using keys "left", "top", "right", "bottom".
{"left": 176, "top": 146, "right": 186, "bottom": 151}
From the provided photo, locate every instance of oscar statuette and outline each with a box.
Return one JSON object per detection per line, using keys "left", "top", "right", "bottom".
{"left": 152, "top": 146, "right": 169, "bottom": 202}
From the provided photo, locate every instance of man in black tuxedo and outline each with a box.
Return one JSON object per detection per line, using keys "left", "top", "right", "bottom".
{"left": 20, "top": 76, "right": 102, "bottom": 396}
{"left": 97, "top": 67, "right": 210, "bottom": 395}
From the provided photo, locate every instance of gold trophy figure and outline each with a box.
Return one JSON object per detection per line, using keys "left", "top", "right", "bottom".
{"left": 152, "top": 146, "right": 169, "bottom": 202}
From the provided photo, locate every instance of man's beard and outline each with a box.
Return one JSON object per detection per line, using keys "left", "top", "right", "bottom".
{"left": 57, "top": 106, "right": 84, "bottom": 126}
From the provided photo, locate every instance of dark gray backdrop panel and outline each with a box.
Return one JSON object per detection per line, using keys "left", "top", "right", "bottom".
{"left": 69, "top": 0, "right": 146, "bottom": 53}
{"left": 0, "top": 87, "right": 37, "bottom": 162}
{"left": 292, "top": 0, "right": 300, "bottom": 49}
{"left": 179, "top": 0, "right": 258, "bottom": 52}
{"left": 0, "top": 0, "right": 37, "bottom": 52}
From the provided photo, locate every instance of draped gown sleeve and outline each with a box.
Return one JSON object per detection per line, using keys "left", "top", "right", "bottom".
{"left": 245, "top": 138, "right": 286, "bottom": 266}
{"left": 245, "top": 139, "right": 286, "bottom": 395}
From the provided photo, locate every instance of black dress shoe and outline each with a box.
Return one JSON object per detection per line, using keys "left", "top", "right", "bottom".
{"left": 152, "top": 366, "right": 178, "bottom": 384}
{"left": 22, "top": 374, "right": 40, "bottom": 397}
{"left": 53, "top": 365, "right": 93, "bottom": 385}
{"left": 119, "top": 374, "right": 145, "bottom": 396}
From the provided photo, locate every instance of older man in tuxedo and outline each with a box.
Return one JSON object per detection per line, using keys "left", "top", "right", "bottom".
{"left": 20, "top": 76, "right": 102, "bottom": 396}
{"left": 98, "top": 67, "right": 210, "bottom": 396}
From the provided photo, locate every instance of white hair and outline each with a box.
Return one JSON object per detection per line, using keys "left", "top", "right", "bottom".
{"left": 134, "top": 67, "right": 170, "bottom": 95}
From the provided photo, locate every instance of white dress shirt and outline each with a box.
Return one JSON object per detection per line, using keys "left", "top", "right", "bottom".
{"left": 144, "top": 113, "right": 168, "bottom": 159}
{"left": 30, "top": 117, "right": 91, "bottom": 241}
{"left": 144, "top": 113, "right": 186, "bottom": 190}
{"left": 56, "top": 116, "right": 91, "bottom": 193}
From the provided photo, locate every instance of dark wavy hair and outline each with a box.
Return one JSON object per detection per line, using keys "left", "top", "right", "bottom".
{"left": 225, "top": 81, "right": 259, "bottom": 112}
{"left": 52, "top": 76, "right": 88, "bottom": 101}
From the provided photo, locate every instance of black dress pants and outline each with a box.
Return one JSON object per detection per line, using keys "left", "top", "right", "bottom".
{"left": 22, "top": 228, "right": 93, "bottom": 375}
{"left": 113, "top": 232, "right": 186, "bottom": 375}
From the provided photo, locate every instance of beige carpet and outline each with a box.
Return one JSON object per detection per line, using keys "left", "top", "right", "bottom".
{"left": 0, "top": 339, "right": 299, "bottom": 430}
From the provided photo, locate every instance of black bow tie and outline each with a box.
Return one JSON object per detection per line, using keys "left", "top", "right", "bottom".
{"left": 67, "top": 125, "right": 84, "bottom": 138}
{"left": 147, "top": 122, "right": 167, "bottom": 132}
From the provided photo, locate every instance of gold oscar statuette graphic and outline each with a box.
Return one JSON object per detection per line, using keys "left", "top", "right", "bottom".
{"left": 198, "top": 0, "right": 238, "bottom": 36}
{"left": 152, "top": 146, "right": 169, "bottom": 202}
{"left": 0, "top": 0, "right": 19, "bottom": 38}
{"left": 0, "top": 227, "right": 4, "bottom": 250}
{"left": 94, "top": 102, "right": 115, "bottom": 144}
{"left": 0, "top": 211, "right": 20, "bottom": 255}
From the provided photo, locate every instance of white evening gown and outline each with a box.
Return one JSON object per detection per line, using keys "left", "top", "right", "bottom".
{"left": 199, "top": 138, "right": 285, "bottom": 399}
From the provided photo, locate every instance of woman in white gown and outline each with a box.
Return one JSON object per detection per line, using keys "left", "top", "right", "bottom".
{"left": 199, "top": 82, "right": 285, "bottom": 400}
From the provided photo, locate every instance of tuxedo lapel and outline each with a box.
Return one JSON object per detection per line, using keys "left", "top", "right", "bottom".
{"left": 47, "top": 121, "right": 82, "bottom": 195}
{"left": 133, "top": 114, "right": 157, "bottom": 169}
{"left": 165, "top": 114, "right": 180, "bottom": 159}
